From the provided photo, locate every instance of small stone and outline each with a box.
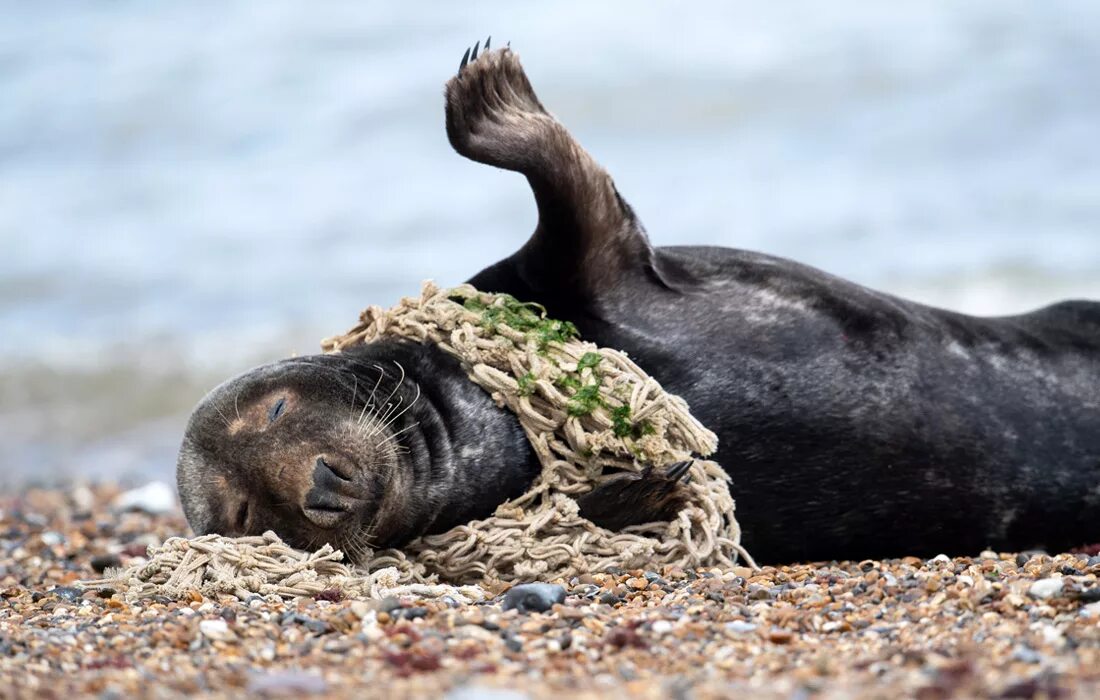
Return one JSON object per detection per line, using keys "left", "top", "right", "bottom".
{"left": 302, "top": 618, "right": 331, "bottom": 635}
{"left": 113, "top": 482, "right": 177, "bottom": 515}
{"left": 199, "top": 619, "right": 235, "bottom": 641}
{"left": 393, "top": 606, "right": 428, "bottom": 621}
{"left": 375, "top": 596, "right": 402, "bottom": 614}
{"left": 747, "top": 584, "right": 769, "bottom": 600}
{"left": 726, "top": 620, "right": 757, "bottom": 634}
{"left": 767, "top": 628, "right": 794, "bottom": 644}
{"left": 502, "top": 583, "right": 566, "bottom": 613}
{"left": 70, "top": 485, "right": 96, "bottom": 513}
{"left": 52, "top": 586, "right": 84, "bottom": 602}
{"left": 40, "top": 531, "right": 63, "bottom": 547}
{"left": 650, "top": 620, "right": 673, "bottom": 635}
{"left": 929, "top": 554, "right": 951, "bottom": 563}
{"left": 599, "top": 592, "right": 622, "bottom": 606}
{"left": 247, "top": 670, "right": 326, "bottom": 695}
{"left": 1028, "top": 578, "right": 1064, "bottom": 600}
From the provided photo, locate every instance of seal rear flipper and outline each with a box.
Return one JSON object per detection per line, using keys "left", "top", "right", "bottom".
{"left": 446, "top": 42, "right": 661, "bottom": 304}
{"left": 575, "top": 461, "right": 692, "bottom": 531}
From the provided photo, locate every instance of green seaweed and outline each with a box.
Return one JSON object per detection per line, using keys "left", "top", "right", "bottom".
{"left": 463, "top": 294, "right": 577, "bottom": 351}
{"left": 577, "top": 352, "right": 602, "bottom": 373}
{"left": 611, "top": 405, "right": 655, "bottom": 439}
{"left": 517, "top": 371, "right": 537, "bottom": 397}
{"left": 611, "top": 404, "right": 634, "bottom": 438}
{"left": 567, "top": 382, "right": 603, "bottom": 417}
{"left": 459, "top": 292, "right": 651, "bottom": 437}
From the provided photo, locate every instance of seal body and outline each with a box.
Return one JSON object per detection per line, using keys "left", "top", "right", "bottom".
{"left": 177, "top": 42, "right": 1100, "bottom": 563}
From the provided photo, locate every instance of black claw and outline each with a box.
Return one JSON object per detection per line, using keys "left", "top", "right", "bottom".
{"left": 471, "top": 40, "right": 480, "bottom": 60}
{"left": 485, "top": 35, "right": 491, "bottom": 50}
{"left": 665, "top": 460, "right": 692, "bottom": 482}
{"left": 459, "top": 47, "right": 470, "bottom": 71}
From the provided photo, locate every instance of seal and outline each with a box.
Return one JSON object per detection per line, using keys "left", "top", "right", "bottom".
{"left": 178, "top": 40, "right": 1100, "bottom": 563}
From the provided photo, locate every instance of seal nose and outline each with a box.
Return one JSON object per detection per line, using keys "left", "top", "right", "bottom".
{"left": 302, "top": 456, "right": 357, "bottom": 529}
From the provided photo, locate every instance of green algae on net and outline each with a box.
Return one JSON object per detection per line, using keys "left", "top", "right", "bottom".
{"left": 455, "top": 292, "right": 653, "bottom": 439}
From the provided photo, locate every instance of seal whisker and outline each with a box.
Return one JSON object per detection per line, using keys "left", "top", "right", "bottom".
{"left": 374, "top": 420, "right": 420, "bottom": 450}
{"left": 370, "top": 396, "right": 403, "bottom": 437}
{"left": 371, "top": 360, "right": 407, "bottom": 422}
{"left": 357, "top": 366, "right": 387, "bottom": 428}
{"left": 370, "top": 382, "right": 422, "bottom": 438}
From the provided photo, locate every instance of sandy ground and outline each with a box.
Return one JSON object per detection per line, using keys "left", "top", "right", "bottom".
{"left": 2, "top": 485, "right": 1099, "bottom": 699}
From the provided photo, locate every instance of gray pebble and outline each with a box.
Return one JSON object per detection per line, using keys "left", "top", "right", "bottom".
{"left": 376, "top": 596, "right": 402, "bottom": 614}
{"left": 302, "top": 618, "right": 331, "bottom": 635}
{"left": 52, "top": 586, "right": 83, "bottom": 602}
{"left": 501, "top": 583, "right": 566, "bottom": 613}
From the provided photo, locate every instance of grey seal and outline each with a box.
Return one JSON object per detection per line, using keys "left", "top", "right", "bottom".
{"left": 177, "top": 41, "right": 1100, "bottom": 563}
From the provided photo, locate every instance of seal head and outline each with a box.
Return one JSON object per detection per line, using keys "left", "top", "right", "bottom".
{"left": 177, "top": 353, "right": 414, "bottom": 557}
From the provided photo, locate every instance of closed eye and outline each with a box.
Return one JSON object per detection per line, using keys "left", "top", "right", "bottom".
{"left": 268, "top": 397, "right": 287, "bottom": 423}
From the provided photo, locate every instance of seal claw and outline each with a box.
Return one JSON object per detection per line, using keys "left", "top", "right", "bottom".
{"left": 485, "top": 35, "right": 491, "bottom": 50}
{"left": 471, "top": 40, "right": 480, "bottom": 61}
{"left": 459, "top": 47, "right": 470, "bottom": 72}
{"left": 665, "top": 460, "right": 692, "bottom": 482}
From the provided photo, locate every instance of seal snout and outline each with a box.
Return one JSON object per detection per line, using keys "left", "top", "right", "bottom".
{"left": 301, "top": 455, "right": 361, "bottom": 530}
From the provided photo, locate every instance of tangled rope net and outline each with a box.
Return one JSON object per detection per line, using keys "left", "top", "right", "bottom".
{"left": 88, "top": 531, "right": 487, "bottom": 603}
{"left": 88, "top": 282, "right": 753, "bottom": 600}
{"left": 322, "top": 282, "right": 754, "bottom": 583}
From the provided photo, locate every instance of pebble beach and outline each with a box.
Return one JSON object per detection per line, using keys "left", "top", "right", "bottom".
{"left": 2, "top": 485, "right": 1099, "bottom": 699}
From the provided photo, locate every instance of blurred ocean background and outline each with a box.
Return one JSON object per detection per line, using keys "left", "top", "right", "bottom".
{"left": 1, "top": 1, "right": 1098, "bottom": 486}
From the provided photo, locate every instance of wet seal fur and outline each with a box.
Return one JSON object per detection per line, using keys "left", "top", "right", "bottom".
{"left": 178, "top": 40, "right": 1100, "bottom": 564}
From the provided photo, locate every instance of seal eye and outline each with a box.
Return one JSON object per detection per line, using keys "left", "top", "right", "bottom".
{"left": 268, "top": 397, "right": 287, "bottom": 423}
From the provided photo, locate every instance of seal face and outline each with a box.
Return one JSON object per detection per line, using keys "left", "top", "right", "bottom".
{"left": 178, "top": 41, "right": 1100, "bottom": 563}
{"left": 177, "top": 354, "right": 408, "bottom": 557}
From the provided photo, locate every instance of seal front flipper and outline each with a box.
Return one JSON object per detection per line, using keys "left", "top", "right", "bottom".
{"left": 446, "top": 42, "right": 661, "bottom": 304}
{"left": 575, "top": 461, "right": 692, "bottom": 530}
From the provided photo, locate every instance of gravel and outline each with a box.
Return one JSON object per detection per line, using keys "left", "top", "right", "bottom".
{"left": 3, "top": 485, "right": 1100, "bottom": 698}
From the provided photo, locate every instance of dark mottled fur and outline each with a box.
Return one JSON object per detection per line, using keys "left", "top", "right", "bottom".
{"left": 178, "top": 44, "right": 1100, "bottom": 564}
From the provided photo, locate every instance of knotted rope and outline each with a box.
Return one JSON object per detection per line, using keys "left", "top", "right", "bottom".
{"left": 90, "top": 531, "right": 485, "bottom": 603}
{"left": 322, "top": 282, "right": 754, "bottom": 583}
{"left": 87, "top": 282, "right": 753, "bottom": 600}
